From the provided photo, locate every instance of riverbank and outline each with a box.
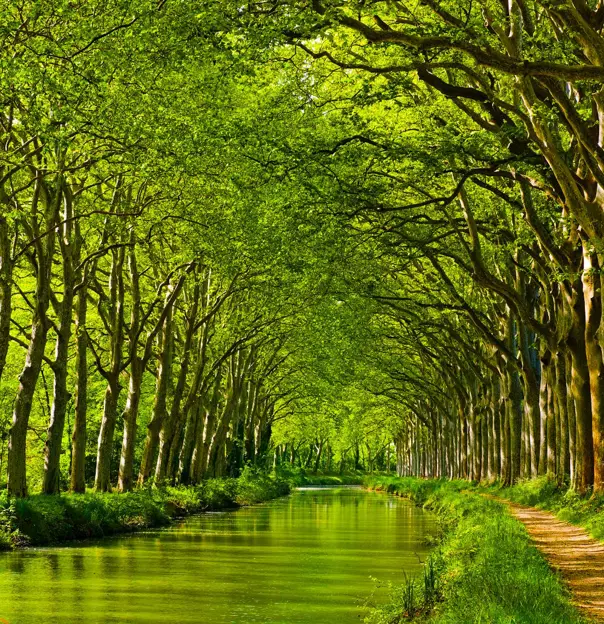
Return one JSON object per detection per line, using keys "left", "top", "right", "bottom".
{"left": 0, "top": 470, "right": 290, "bottom": 550}
{"left": 278, "top": 468, "right": 366, "bottom": 487}
{"left": 365, "top": 477, "right": 586, "bottom": 623}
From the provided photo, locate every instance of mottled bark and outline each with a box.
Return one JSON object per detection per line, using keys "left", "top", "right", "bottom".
{"left": 8, "top": 174, "right": 60, "bottom": 497}
{"left": 0, "top": 216, "right": 13, "bottom": 381}
{"left": 584, "top": 251, "right": 604, "bottom": 492}
{"left": 156, "top": 282, "right": 201, "bottom": 483}
{"left": 119, "top": 253, "right": 191, "bottom": 490}
{"left": 117, "top": 239, "right": 142, "bottom": 493}
{"left": 70, "top": 277, "right": 88, "bottom": 493}
{"left": 566, "top": 278, "right": 594, "bottom": 493}
{"left": 510, "top": 367, "right": 523, "bottom": 484}
{"left": 43, "top": 188, "right": 76, "bottom": 494}
{"left": 519, "top": 323, "right": 540, "bottom": 477}
{"left": 566, "top": 350, "right": 578, "bottom": 487}
{"left": 538, "top": 353, "right": 550, "bottom": 476}
{"left": 94, "top": 245, "right": 126, "bottom": 492}
{"left": 138, "top": 299, "right": 174, "bottom": 485}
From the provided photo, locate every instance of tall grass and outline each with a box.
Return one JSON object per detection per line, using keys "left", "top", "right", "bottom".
{"left": 0, "top": 468, "right": 289, "bottom": 549}
{"left": 365, "top": 477, "right": 585, "bottom": 624}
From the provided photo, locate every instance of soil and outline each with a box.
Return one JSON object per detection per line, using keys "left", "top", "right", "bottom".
{"left": 494, "top": 497, "right": 604, "bottom": 622}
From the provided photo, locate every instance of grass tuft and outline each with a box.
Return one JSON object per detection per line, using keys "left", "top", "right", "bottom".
{"left": 364, "top": 477, "right": 585, "bottom": 624}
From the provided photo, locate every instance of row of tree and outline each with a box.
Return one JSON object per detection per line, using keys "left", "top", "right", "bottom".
{"left": 232, "top": 0, "right": 604, "bottom": 493}
{"left": 0, "top": 1, "right": 333, "bottom": 497}
{"left": 7, "top": 0, "right": 604, "bottom": 497}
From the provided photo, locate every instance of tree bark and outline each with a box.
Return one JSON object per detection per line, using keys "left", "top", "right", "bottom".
{"left": 94, "top": 245, "right": 126, "bottom": 492}
{"left": 8, "top": 174, "right": 60, "bottom": 497}
{"left": 138, "top": 298, "right": 174, "bottom": 485}
{"left": 70, "top": 277, "right": 88, "bottom": 493}
{"left": 43, "top": 187, "right": 76, "bottom": 494}
{"left": 566, "top": 277, "right": 594, "bottom": 493}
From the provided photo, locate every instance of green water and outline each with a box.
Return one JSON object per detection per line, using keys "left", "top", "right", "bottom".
{"left": 0, "top": 487, "right": 435, "bottom": 624}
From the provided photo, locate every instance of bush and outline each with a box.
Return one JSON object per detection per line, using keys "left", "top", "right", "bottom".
{"left": 365, "top": 475, "right": 467, "bottom": 505}
{"left": 236, "top": 465, "right": 290, "bottom": 504}
{"left": 0, "top": 492, "right": 25, "bottom": 549}
{"left": 0, "top": 472, "right": 290, "bottom": 548}
{"left": 278, "top": 465, "right": 365, "bottom": 486}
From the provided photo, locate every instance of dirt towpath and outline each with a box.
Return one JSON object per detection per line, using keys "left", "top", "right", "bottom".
{"left": 491, "top": 496, "right": 604, "bottom": 622}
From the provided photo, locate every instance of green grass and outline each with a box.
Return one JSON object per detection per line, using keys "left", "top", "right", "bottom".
{"left": 0, "top": 468, "right": 289, "bottom": 549}
{"left": 365, "top": 477, "right": 585, "bottom": 624}
{"left": 483, "top": 475, "right": 604, "bottom": 542}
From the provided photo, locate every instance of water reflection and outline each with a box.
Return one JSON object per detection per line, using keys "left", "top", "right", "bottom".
{"left": 0, "top": 488, "right": 435, "bottom": 624}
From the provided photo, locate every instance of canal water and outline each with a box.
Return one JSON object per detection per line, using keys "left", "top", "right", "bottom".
{"left": 0, "top": 487, "right": 435, "bottom": 623}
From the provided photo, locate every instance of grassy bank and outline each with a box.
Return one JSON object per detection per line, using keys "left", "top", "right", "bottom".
{"left": 365, "top": 476, "right": 584, "bottom": 623}
{"left": 483, "top": 476, "right": 604, "bottom": 542}
{"left": 276, "top": 467, "right": 366, "bottom": 486}
{"left": 0, "top": 469, "right": 289, "bottom": 550}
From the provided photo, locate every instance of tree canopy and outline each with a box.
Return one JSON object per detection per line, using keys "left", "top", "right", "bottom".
{"left": 1, "top": 0, "right": 604, "bottom": 495}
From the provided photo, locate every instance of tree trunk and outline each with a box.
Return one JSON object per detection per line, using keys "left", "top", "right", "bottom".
{"left": 567, "top": 278, "right": 594, "bottom": 493}
{"left": 313, "top": 439, "right": 324, "bottom": 473}
{"left": 0, "top": 216, "right": 13, "bottom": 381}
{"left": 70, "top": 280, "right": 88, "bottom": 493}
{"left": 8, "top": 177, "right": 60, "bottom": 497}
{"left": 95, "top": 245, "right": 126, "bottom": 492}
{"left": 43, "top": 189, "right": 76, "bottom": 494}
{"left": 566, "top": 350, "right": 577, "bottom": 487}
{"left": 117, "top": 359, "right": 142, "bottom": 492}
{"left": 138, "top": 302, "right": 174, "bottom": 485}
{"left": 538, "top": 353, "right": 550, "bottom": 475}
{"left": 510, "top": 368, "right": 523, "bottom": 484}
{"left": 584, "top": 251, "right": 604, "bottom": 492}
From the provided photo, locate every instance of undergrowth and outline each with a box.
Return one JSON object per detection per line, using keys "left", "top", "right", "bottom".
{"left": 276, "top": 466, "right": 366, "bottom": 486}
{"left": 365, "top": 476, "right": 585, "bottom": 624}
{"left": 0, "top": 467, "right": 289, "bottom": 549}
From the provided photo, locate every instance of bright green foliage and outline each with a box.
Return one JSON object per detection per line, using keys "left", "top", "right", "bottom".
{"left": 0, "top": 474, "right": 289, "bottom": 549}
{"left": 276, "top": 466, "right": 365, "bottom": 486}
{"left": 366, "top": 478, "right": 585, "bottom": 624}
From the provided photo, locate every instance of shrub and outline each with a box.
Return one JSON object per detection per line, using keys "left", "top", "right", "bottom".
{"left": 1, "top": 472, "right": 290, "bottom": 548}
{"left": 278, "top": 465, "right": 365, "bottom": 486}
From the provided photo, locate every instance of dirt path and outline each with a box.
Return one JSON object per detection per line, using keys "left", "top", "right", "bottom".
{"left": 493, "top": 497, "right": 604, "bottom": 622}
